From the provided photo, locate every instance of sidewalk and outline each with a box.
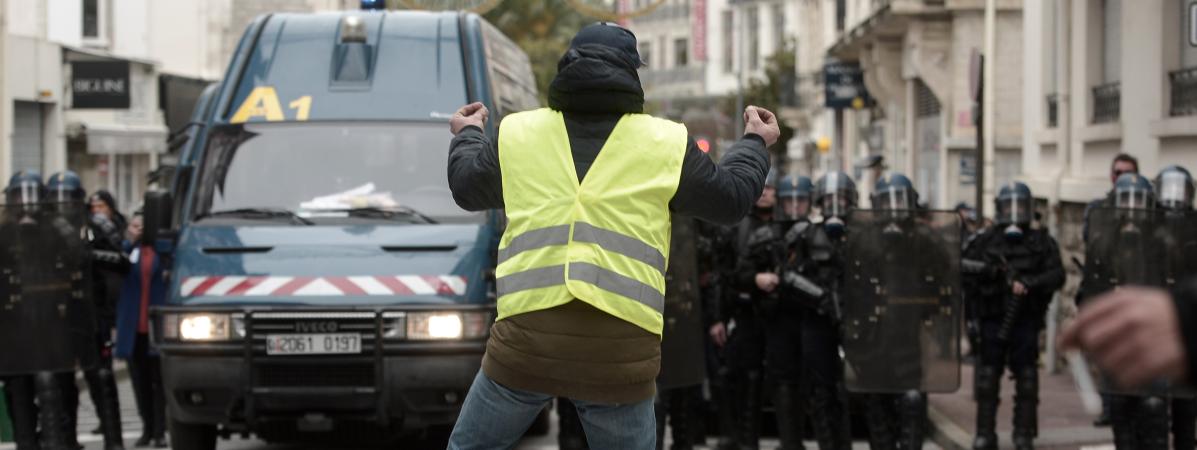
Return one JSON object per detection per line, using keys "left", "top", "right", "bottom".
{"left": 928, "top": 363, "right": 1113, "bottom": 450}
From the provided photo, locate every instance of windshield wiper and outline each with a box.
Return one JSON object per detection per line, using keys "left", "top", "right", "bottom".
{"left": 197, "top": 208, "right": 315, "bottom": 225}
{"left": 317, "top": 206, "right": 438, "bottom": 224}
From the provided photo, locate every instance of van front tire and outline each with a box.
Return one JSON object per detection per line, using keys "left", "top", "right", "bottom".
{"left": 169, "top": 418, "right": 217, "bottom": 450}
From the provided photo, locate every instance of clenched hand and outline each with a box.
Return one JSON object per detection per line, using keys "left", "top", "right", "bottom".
{"left": 450, "top": 102, "right": 489, "bottom": 136}
{"left": 1058, "top": 287, "right": 1188, "bottom": 388}
{"left": 743, "top": 105, "right": 781, "bottom": 148}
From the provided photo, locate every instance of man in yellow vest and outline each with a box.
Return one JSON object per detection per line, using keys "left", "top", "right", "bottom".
{"left": 444, "top": 23, "right": 777, "bottom": 450}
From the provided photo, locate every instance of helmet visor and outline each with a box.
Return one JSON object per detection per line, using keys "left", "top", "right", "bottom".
{"left": 876, "top": 187, "right": 914, "bottom": 211}
{"left": 1157, "top": 171, "right": 1193, "bottom": 209}
{"left": 779, "top": 195, "right": 811, "bottom": 220}
{"left": 1115, "top": 184, "right": 1154, "bottom": 210}
{"left": 996, "top": 193, "right": 1032, "bottom": 225}
{"left": 7, "top": 182, "right": 40, "bottom": 206}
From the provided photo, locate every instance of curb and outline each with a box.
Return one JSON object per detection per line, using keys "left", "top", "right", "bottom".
{"left": 928, "top": 405, "right": 972, "bottom": 450}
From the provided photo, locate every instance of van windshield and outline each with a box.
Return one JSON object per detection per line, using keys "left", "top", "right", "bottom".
{"left": 192, "top": 121, "right": 479, "bottom": 224}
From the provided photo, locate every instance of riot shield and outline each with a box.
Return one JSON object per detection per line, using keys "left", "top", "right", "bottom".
{"left": 0, "top": 201, "right": 96, "bottom": 375}
{"left": 839, "top": 209, "right": 961, "bottom": 393}
{"left": 1083, "top": 207, "right": 1194, "bottom": 396}
{"left": 658, "top": 218, "right": 706, "bottom": 389}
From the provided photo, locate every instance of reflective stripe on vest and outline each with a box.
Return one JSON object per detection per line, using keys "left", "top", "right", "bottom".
{"left": 494, "top": 108, "right": 687, "bottom": 335}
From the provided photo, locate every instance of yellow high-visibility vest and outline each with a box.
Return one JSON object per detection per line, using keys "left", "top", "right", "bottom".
{"left": 494, "top": 108, "right": 688, "bottom": 336}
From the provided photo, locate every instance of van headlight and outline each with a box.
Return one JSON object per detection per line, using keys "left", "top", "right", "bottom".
{"left": 407, "top": 312, "right": 490, "bottom": 340}
{"left": 177, "top": 313, "right": 231, "bottom": 341}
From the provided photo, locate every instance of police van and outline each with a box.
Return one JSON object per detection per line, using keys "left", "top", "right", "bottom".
{"left": 142, "top": 10, "right": 538, "bottom": 448}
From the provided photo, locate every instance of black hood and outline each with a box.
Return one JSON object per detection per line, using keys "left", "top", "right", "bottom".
{"left": 548, "top": 44, "right": 645, "bottom": 115}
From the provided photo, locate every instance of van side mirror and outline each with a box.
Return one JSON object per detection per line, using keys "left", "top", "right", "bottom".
{"left": 143, "top": 190, "right": 174, "bottom": 246}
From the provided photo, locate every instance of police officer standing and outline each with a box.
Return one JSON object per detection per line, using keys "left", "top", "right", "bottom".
{"left": 1, "top": 171, "right": 80, "bottom": 450}
{"left": 1155, "top": 165, "right": 1197, "bottom": 450}
{"left": 723, "top": 172, "right": 783, "bottom": 450}
{"left": 1080, "top": 173, "right": 1172, "bottom": 449}
{"left": 768, "top": 174, "right": 813, "bottom": 450}
{"left": 966, "top": 182, "right": 1064, "bottom": 450}
{"left": 700, "top": 219, "right": 739, "bottom": 450}
{"left": 47, "top": 171, "right": 129, "bottom": 450}
{"left": 850, "top": 173, "right": 938, "bottom": 450}
{"left": 791, "top": 172, "right": 857, "bottom": 450}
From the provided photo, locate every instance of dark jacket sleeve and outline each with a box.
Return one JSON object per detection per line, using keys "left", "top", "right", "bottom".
{"left": 447, "top": 125, "right": 504, "bottom": 211}
{"left": 670, "top": 134, "right": 770, "bottom": 225}
{"left": 1022, "top": 233, "right": 1066, "bottom": 296}
{"left": 1172, "top": 278, "right": 1197, "bottom": 385}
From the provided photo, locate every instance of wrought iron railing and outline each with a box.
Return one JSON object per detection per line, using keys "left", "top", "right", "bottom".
{"left": 1170, "top": 67, "right": 1197, "bottom": 117}
{"left": 1091, "top": 82, "right": 1120, "bottom": 124}
{"left": 1046, "top": 93, "right": 1059, "bottom": 128}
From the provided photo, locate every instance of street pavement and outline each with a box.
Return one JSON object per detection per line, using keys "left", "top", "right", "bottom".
{"left": 3, "top": 361, "right": 1125, "bottom": 450}
{"left": 928, "top": 363, "right": 1114, "bottom": 450}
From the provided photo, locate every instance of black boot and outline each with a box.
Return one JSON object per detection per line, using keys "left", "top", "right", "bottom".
{"left": 1109, "top": 395, "right": 1137, "bottom": 449}
{"left": 735, "top": 371, "right": 763, "bottom": 450}
{"left": 809, "top": 383, "right": 851, "bottom": 450}
{"left": 89, "top": 363, "right": 127, "bottom": 450}
{"left": 557, "top": 398, "right": 589, "bottom": 450}
{"left": 56, "top": 372, "right": 81, "bottom": 450}
{"left": 863, "top": 394, "right": 897, "bottom": 450}
{"left": 1011, "top": 368, "right": 1038, "bottom": 450}
{"left": 713, "top": 373, "right": 738, "bottom": 450}
{"left": 972, "top": 366, "right": 999, "bottom": 450}
{"left": 898, "top": 390, "right": 927, "bottom": 450}
{"left": 34, "top": 372, "right": 74, "bottom": 450}
{"left": 668, "top": 389, "right": 694, "bottom": 450}
{"left": 5, "top": 376, "right": 42, "bottom": 450}
{"left": 773, "top": 383, "right": 806, "bottom": 450}
{"left": 1173, "top": 398, "right": 1197, "bottom": 450}
{"left": 1136, "top": 396, "right": 1170, "bottom": 450}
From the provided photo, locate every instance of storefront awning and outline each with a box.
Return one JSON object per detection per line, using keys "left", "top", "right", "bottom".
{"left": 71, "top": 122, "right": 168, "bottom": 154}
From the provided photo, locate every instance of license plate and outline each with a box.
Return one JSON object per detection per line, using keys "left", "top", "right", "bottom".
{"left": 265, "top": 333, "right": 361, "bottom": 355}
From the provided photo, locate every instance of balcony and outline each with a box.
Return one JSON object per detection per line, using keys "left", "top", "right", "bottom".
{"left": 1170, "top": 67, "right": 1197, "bottom": 117}
{"left": 1091, "top": 82, "right": 1120, "bottom": 124}
{"left": 1046, "top": 93, "right": 1058, "bottom": 128}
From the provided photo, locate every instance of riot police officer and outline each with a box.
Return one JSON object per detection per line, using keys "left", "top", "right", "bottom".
{"left": 48, "top": 171, "right": 128, "bottom": 450}
{"left": 1155, "top": 165, "right": 1196, "bottom": 450}
{"left": 849, "top": 173, "right": 940, "bottom": 450}
{"left": 655, "top": 218, "right": 706, "bottom": 450}
{"left": 1, "top": 171, "right": 78, "bottom": 450}
{"left": 1079, "top": 173, "right": 1170, "bottom": 449}
{"left": 722, "top": 170, "right": 783, "bottom": 450}
{"left": 699, "top": 219, "right": 738, "bottom": 450}
{"left": 966, "top": 182, "right": 1064, "bottom": 450}
{"left": 767, "top": 174, "right": 813, "bottom": 450}
{"left": 790, "top": 172, "right": 856, "bottom": 450}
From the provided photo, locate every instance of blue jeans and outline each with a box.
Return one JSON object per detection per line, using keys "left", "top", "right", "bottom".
{"left": 447, "top": 370, "right": 656, "bottom": 450}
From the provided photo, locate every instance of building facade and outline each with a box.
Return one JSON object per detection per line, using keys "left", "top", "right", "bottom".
{"left": 0, "top": 0, "right": 349, "bottom": 210}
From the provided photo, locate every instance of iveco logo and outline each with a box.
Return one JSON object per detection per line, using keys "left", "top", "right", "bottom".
{"left": 295, "top": 321, "right": 338, "bottom": 333}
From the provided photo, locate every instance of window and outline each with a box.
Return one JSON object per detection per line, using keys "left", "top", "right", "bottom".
{"left": 773, "top": 3, "right": 786, "bottom": 52}
{"left": 640, "top": 43, "right": 653, "bottom": 69}
{"left": 1102, "top": 0, "right": 1121, "bottom": 83}
{"left": 836, "top": 0, "right": 847, "bottom": 32}
{"left": 747, "top": 6, "right": 760, "bottom": 71}
{"left": 722, "top": 10, "right": 735, "bottom": 73}
{"left": 1184, "top": 0, "right": 1197, "bottom": 68}
{"left": 82, "top": 0, "right": 99, "bottom": 38}
{"left": 674, "top": 38, "right": 689, "bottom": 67}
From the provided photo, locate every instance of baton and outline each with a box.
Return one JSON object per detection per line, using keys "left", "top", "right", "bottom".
{"left": 1066, "top": 351, "right": 1102, "bottom": 415}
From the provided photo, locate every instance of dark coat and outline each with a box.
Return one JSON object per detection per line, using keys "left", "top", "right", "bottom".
{"left": 447, "top": 45, "right": 770, "bottom": 226}
{"left": 115, "top": 243, "right": 168, "bottom": 359}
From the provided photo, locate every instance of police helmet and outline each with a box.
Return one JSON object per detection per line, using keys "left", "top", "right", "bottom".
{"left": 1112, "top": 173, "right": 1155, "bottom": 210}
{"left": 778, "top": 174, "right": 813, "bottom": 199}
{"left": 46, "top": 171, "right": 86, "bottom": 203}
{"left": 995, "top": 182, "right": 1034, "bottom": 226}
{"left": 871, "top": 173, "right": 918, "bottom": 211}
{"left": 815, "top": 172, "right": 857, "bottom": 218}
{"left": 1155, "top": 165, "right": 1194, "bottom": 211}
{"left": 5, "top": 171, "right": 44, "bottom": 206}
